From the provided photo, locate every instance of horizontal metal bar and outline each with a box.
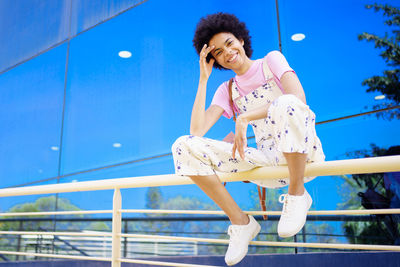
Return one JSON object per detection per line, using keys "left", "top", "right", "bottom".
{"left": 1, "top": 208, "right": 397, "bottom": 219}
{"left": 119, "top": 233, "right": 400, "bottom": 251}
{"left": 119, "top": 258, "right": 220, "bottom": 267}
{"left": 0, "top": 156, "right": 399, "bottom": 197}
{"left": 120, "top": 208, "right": 400, "bottom": 216}
{"left": 0, "top": 210, "right": 112, "bottom": 217}
{"left": 0, "top": 231, "right": 112, "bottom": 237}
{"left": 0, "top": 251, "right": 218, "bottom": 267}
{"left": 0, "top": 250, "right": 111, "bottom": 261}
{"left": 0, "top": 215, "right": 377, "bottom": 222}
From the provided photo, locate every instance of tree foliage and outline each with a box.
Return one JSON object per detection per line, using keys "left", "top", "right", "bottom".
{"left": 0, "top": 196, "right": 82, "bottom": 232}
{"left": 338, "top": 144, "right": 400, "bottom": 245}
{"left": 140, "top": 186, "right": 339, "bottom": 255}
{"left": 358, "top": 3, "right": 400, "bottom": 120}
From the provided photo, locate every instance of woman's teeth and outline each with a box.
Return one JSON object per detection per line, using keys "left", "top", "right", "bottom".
{"left": 228, "top": 53, "right": 238, "bottom": 63}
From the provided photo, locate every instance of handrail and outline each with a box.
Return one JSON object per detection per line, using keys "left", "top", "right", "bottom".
{"left": 0, "top": 156, "right": 399, "bottom": 197}
{"left": 2, "top": 231, "right": 400, "bottom": 252}
{"left": 1, "top": 208, "right": 400, "bottom": 217}
{"left": 0, "top": 210, "right": 112, "bottom": 216}
{"left": 0, "top": 231, "right": 112, "bottom": 237}
{"left": 1, "top": 155, "right": 400, "bottom": 266}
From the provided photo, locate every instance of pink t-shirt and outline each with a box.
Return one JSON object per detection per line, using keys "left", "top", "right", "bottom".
{"left": 211, "top": 50, "right": 295, "bottom": 119}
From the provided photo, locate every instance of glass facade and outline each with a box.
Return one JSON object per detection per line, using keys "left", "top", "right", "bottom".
{"left": 0, "top": 0, "right": 399, "bottom": 259}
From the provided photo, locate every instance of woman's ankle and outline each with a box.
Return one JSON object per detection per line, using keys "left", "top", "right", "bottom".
{"left": 230, "top": 213, "right": 249, "bottom": 225}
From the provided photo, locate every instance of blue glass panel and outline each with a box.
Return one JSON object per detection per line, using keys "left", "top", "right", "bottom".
{"left": 70, "top": 0, "right": 146, "bottom": 36}
{"left": 277, "top": 0, "right": 397, "bottom": 120}
{"left": 62, "top": 0, "right": 277, "bottom": 175}
{"left": 0, "top": 44, "right": 67, "bottom": 188}
{"left": 0, "top": 0, "right": 70, "bottom": 73}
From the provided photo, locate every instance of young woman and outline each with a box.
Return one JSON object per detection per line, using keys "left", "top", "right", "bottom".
{"left": 172, "top": 13, "right": 325, "bottom": 266}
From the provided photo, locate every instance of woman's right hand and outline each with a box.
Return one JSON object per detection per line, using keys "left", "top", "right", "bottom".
{"left": 199, "top": 44, "right": 215, "bottom": 82}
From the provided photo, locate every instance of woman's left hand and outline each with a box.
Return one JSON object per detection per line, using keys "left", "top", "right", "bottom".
{"left": 232, "top": 116, "right": 249, "bottom": 160}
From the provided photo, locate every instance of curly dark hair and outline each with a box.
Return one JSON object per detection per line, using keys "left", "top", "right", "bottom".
{"left": 193, "top": 13, "right": 253, "bottom": 70}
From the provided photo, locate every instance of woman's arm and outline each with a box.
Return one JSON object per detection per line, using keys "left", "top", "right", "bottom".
{"left": 281, "top": 71, "right": 306, "bottom": 104}
{"left": 190, "top": 83, "right": 224, "bottom": 136}
{"left": 232, "top": 71, "right": 306, "bottom": 159}
{"left": 190, "top": 44, "right": 224, "bottom": 137}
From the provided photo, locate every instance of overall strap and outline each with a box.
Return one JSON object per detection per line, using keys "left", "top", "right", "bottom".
{"left": 262, "top": 55, "right": 275, "bottom": 81}
{"left": 228, "top": 78, "right": 237, "bottom": 122}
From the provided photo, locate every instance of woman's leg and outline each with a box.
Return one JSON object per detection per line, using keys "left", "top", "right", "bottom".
{"left": 267, "top": 95, "right": 315, "bottom": 237}
{"left": 189, "top": 174, "right": 249, "bottom": 225}
{"left": 172, "top": 135, "right": 264, "bottom": 265}
{"left": 283, "top": 152, "right": 307, "bottom": 195}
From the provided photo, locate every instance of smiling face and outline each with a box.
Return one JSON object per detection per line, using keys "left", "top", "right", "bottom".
{"left": 209, "top": 32, "right": 251, "bottom": 74}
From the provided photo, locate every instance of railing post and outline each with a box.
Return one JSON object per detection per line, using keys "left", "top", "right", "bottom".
{"left": 112, "top": 188, "right": 122, "bottom": 267}
{"left": 123, "top": 220, "right": 128, "bottom": 258}
{"left": 16, "top": 220, "right": 23, "bottom": 260}
{"left": 302, "top": 226, "right": 307, "bottom": 253}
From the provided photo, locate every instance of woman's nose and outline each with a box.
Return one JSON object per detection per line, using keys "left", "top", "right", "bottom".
{"left": 225, "top": 48, "right": 234, "bottom": 57}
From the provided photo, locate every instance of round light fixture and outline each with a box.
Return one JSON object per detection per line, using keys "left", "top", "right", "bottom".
{"left": 374, "top": 95, "right": 386, "bottom": 100}
{"left": 113, "top": 143, "right": 122, "bottom": 148}
{"left": 118, "top": 51, "right": 132, "bottom": 58}
{"left": 291, "top": 33, "right": 306, "bottom": 41}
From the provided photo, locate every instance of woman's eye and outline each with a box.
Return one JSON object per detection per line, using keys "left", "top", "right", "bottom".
{"left": 228, "top": 41, "right": 233, "bottom": 46}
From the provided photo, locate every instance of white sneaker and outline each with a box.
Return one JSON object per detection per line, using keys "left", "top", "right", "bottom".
{"left": 277, "top": 190, "right": 312, "bottom": 238}
{"left": 224, "top": 215, "right": 261, "bottom": 266}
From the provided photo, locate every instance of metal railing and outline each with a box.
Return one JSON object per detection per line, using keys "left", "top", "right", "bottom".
{"left": 0, "top": 155, "right": 400, "bottom": 266}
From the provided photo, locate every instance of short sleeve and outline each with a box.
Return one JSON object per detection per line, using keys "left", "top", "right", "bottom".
{"left": 211, "top": 81, "right": 234, "bottom": 119}
{"left": 266, "top": 50, "right": 295, "bottom": 80}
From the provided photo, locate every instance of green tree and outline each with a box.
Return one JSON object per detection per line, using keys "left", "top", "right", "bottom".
{"left": 145, "top": 187, "right": 163, "bottom": 210}
{"left": 0, "top": 196, "right": 84, "bottom": 259}
{"left": 358, "top": 3, "right": 400, "bottom": 120}
{"left": 87, "top": 221, "right": 110, "bottom": 231}
{"left": 135, "top": 187, "right": 224, "bottom": 255}
{"left": 0, "top": 196, "right": 82, "bottom": 232}
{"left": 337, "top": 144, "right": 400, "bottom": 245}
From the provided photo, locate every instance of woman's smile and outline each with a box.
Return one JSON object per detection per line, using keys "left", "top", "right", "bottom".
{"left": 227, "top": 52, "right": 238, "bottom": 63}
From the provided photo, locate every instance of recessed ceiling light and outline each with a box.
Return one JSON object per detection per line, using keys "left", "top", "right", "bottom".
{"left": 113, "top": 143, "right": 122, "bottom": 148}
{"left": 50, "top": 146, "right": 59, "bottom": 151}
{"left": 118, "top": 51, "right": 132, "bottom": 58}
{"left": 374, "top": 95, "right": 385, "bottom": 100}
{"left": 291, "top": 33, "right": 306, "bottom": 41}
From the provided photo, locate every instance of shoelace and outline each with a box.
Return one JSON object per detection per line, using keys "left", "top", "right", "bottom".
{"left": 227, "top": 225, "right": 243, "bottom": 244}
{"left": 279, "top": 194, "right": 295, "bottom": 217}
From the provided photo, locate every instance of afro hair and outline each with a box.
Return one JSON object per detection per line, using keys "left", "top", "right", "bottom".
{"left": 192, "top": 12, "right": 253, "bottom": 70}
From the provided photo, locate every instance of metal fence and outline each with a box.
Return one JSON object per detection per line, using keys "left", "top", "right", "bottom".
{"left": 0, "top": 155, "right": 400, "bottom": 267}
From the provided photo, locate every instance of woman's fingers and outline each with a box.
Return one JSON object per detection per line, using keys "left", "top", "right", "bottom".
{"left": 232, "top": 142, "right": 237, "bottom": 159}
{"left": 232, "top": 138, "right": 246, "bottom": 160}
{"left": 200, "top": 44, "right": 214, "bottom": 60}
{"left": 238, "top": 138, "right": 246, "bottom": 160}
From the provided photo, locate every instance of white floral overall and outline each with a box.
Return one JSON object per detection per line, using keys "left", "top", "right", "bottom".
{"left": 172, "top": 56, "right": 325, "bottom": 188}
